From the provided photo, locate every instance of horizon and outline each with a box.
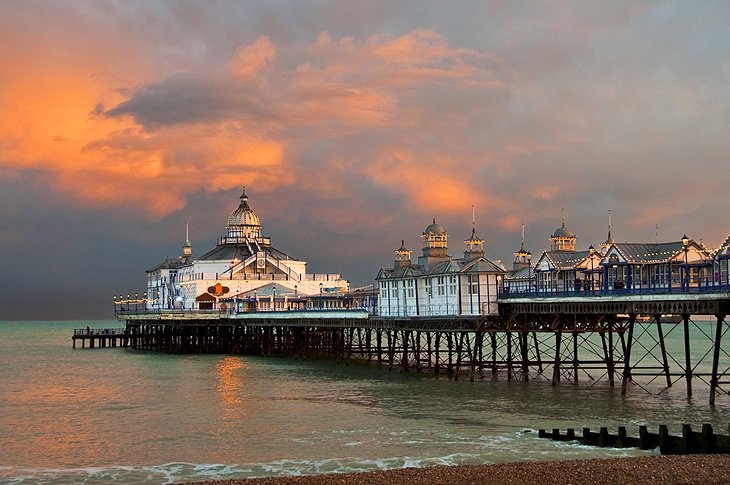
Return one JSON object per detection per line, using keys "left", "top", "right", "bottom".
{"left": 2, "top": 1, "right": 729, "bottom": 320}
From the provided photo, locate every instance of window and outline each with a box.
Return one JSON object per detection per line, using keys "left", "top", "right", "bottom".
{"left": 469, "top": 275, "right": 479, "bottom": 295}
{"left": 407, "top": 280, "right": 415, "bottom": 298}
{"left": 449, "top": 275, "right": 457, "bottom": 295}
{"left": 437, "top": 276, "right": 445, "bottom": 296}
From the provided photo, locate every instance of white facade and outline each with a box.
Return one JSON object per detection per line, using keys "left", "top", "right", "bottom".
{"left": 376, "top": 220, "right": 504, "bottom": 317}
{"left": 146, "top": 188, "right": 348, "bottom": 311}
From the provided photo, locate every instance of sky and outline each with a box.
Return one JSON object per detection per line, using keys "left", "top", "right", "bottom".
{"left": 2, "top": 0, "right": 730, "bottom": 320}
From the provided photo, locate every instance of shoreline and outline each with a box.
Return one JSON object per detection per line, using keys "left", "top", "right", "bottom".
{"left": 182, "top": 455, "right": 730, "bottom": 485}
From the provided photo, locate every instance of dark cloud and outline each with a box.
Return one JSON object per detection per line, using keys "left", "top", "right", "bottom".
{"left": 2, "top": 1, "right": 730, "bottom": 319}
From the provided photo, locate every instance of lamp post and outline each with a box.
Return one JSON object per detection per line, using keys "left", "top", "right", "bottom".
{"left": 682, "top": 234, "right": 689, "bottom": 291}
{"left": 527, "top": 252, "right": 532, "bottom": 294}
{"left": 346, "top": 280, "right": 350, "bottom": 309}
{"left": 319, "top": 282, "right": 323, "bottom": 309}
{"left": 589, "top": 245, "right": 595, "bottom": 294}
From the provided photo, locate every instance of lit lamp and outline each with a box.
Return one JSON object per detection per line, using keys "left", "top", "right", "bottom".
{"left": 589, "top": 245, "right": 595, "bottom": 293}
{"left": 319, "top": 282, "right": 323, "bottom": 309}
{"left": 527, "top": 252, "right": 532, "bottom": 293}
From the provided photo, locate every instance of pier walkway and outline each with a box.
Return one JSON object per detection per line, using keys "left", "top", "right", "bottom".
{"left": 72, "top": 328, "right": 128, "bottom": 349}
{"left": 105, "top": 289, "right": 730, "bottom": 405}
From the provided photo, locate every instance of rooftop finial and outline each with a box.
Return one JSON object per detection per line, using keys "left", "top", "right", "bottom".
{"left": 608, "top": 209, "right": 612, "bottom": 239}
{"left": 186, "top": 222, "right": 189, "bottom": 244}
{"left": 520, "top": 223, "right": 526, "bottom": 251}
{"left": 656, "top": 224, "right": 659, "bottom": 244}
{"left": 433, "top": 217, "right": 436, "bottom": 224}
{"left": 561, "top": 208, "right": 565, "bottom": 228}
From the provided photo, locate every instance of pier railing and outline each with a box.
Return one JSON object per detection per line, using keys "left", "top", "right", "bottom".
{"left": 73, "top": 328, "right": 127, "bottom": 336}
{"left": 499, "top": 283, "right": 730, "bottom": 300}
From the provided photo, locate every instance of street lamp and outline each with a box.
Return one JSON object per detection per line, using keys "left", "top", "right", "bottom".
{"left": 346, "top": 280, "right": 350, "bottom": 309}
{"left": 589, "top": 245, "right": 595, "bottom": 293}
{"left": 682, "top": 235, "right": 689, "bottom": 291}
{"left": 319, "top": 282, "right": 323, "bottom": 309}
{"left": 527, "top": 252, "right": 532, "bottom": 294}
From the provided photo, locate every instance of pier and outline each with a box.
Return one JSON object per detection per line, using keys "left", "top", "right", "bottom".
{"left": 104, "top": 287, "right": 730, "bottom": 405}
{"left": 72, "top": 328, "right": 128, "bottom": 349}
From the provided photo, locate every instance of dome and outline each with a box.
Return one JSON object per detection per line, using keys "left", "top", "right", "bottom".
{"left": 226, "top": 187, "right": 263, "bottom": 240}
{"left": 423, "top": 218, "right": 446, "bottom": 235}
{"left": 227, "top": 187, "right": 261, "bottom": 228}
{"left": 553, "top": 225, "right": 575, "bottom": 238}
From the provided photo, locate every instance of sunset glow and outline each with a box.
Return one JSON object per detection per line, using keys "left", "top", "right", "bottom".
{"left": 2, "top": 1, "right": 729, "bottom": 319}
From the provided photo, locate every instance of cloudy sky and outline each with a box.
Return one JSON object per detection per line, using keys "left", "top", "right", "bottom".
{"left": 2, "top": 1, "right": 729, "bottom": 319}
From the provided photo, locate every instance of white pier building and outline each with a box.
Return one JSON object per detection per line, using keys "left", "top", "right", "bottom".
{"left": 376, "top": 218, "right": 505, "bottom": 317}
{"left": 146, "top": 188, "right": 349, "bottom": 311}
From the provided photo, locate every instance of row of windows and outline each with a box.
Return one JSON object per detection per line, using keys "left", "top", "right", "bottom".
{"left": 380, "top": 275, "right": 486, "bottom": 298}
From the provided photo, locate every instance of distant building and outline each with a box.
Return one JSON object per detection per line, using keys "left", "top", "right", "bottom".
{"left": 526, "top": 214, "right": 716, "bottom": 294}
{"left": 504, "top": 224, "right": 533, "bottom": 293}
{"left": 146, "top": 188, "right": 349, "bottom": 311}
{"left": 376, "top": 217, "right": 505, "bottom": 317}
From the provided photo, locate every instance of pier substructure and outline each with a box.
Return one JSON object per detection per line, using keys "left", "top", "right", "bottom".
{"left": 121, "top": 294, "right": 730, "bottom": 404}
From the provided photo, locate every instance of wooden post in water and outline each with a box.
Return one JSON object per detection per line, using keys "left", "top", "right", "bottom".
{"left": 621, "top": 314, "right": 636, "bottom": 395}
{"left": 552, "top": 317, "right": 563, "bottom": 386}
{"left": 655, "top": 314, "right": 672, "bottom": 388}
{"left": 683, "top": 314, "right": 693, "bottom": 397}
{"left": 709, "top": 313, "right": 726, "bottom": 406}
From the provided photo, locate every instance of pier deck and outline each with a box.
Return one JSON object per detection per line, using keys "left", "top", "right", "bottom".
{"left": 72, "top": 328, "right": 128, "bottom": 349}
{"left": 97, "top": 292, "right": 730, "bottom": 404}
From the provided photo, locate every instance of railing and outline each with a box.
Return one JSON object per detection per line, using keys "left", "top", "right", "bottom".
{"left": 73, "top": 328, "right": 127, "bottom": 336}
{"left": 499, "top": 283, "right": 730, "bottom": 300}
{"left": 115, "top": 307, "right": 374, "bottom": 317}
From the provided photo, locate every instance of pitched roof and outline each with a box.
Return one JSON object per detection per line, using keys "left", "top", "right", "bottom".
{"left": 146, "top": 257, "right": 187, "bottom": 273}
{"left": 543, "top": 250, "right": 591, "bottom": 270}
{"left": 461, "top": 257, "right": 505, "bottom": 274}
{"left": 609, "top": 242, "right": 683, "bottom": 264}
{"left": 197, "top": 242, "right": 295, "bottom": 262}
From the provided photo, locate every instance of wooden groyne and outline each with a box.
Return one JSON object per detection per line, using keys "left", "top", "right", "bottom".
{"left": 72, "top": 328, "right": 128, "bottom": 349}
{"left": 538, "top": 424, "right": 730, "bottom": 454}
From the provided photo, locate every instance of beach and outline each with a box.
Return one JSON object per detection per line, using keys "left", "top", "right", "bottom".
{"left": 186, "top": 455, "right": 730, "bottom": 485}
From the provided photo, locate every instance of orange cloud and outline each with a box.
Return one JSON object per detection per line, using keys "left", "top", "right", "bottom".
{"left": 230, "top": 36, "right": 277, "bottom": 79}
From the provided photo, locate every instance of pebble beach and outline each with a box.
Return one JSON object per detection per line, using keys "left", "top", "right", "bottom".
{"left": 185, "top": 455, "right": 730, "bottom": 485}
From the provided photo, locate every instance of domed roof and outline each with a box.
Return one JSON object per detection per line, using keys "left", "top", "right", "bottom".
{"left": 423, "top": 218, "right": 446, "bottom": 235}
{"left": 553, "top": 225, "right": 575, "bottom": 238}
{"left": 227, "top": 187, "right": 261, "bottom": 228}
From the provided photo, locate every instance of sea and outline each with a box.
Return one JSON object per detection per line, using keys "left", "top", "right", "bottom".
{"left": 2, "top": 320, "right": 730, "bottom": 485}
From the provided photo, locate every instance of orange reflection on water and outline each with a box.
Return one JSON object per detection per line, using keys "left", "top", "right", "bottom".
{"left": 216, "top": 356, "right": 245, "bottom": 409}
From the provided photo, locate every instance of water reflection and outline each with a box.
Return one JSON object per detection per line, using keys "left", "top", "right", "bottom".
{"left": 216, "top": 356, "right": 244, "bottom": 408}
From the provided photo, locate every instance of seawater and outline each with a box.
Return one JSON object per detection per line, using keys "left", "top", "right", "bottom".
{"left": 1, "top": 320, "right": 730, "bottom": 484}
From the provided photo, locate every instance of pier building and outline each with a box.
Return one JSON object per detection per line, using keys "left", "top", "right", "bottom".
{"left": 111, "top": 198, "right": 730, "bottom": 405}
{"left": 375, "top": 218, "right": 505, "bottom": 317}
{"left": 145, "top": 188, "right": 349, "bottom": 311}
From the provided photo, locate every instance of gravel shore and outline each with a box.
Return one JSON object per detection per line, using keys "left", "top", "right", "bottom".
{"left": 184, "top": 455, "right": 730, "bottom": 485}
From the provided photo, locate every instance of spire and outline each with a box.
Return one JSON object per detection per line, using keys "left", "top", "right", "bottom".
{"left": 602, "top": 210, "right": 614, "bottom": 249}
{"left": 182, "top": 222, "right": 192, "bottom": 257}
{"left": 561, "top": 208, "right": 566, "bottom": 228}
{"left": 520, "top": 223, "right": 526, "bottom": 252}
{"left": 463, "top": 205, "right": 484, "bottom": 260}
{"left": 394, "top": 239, "right": 412, "bottom": 269}
{"left": 513, "top": 224, "right": 531, "bottom": 271}
{"left": 240, "top": 186, "right": 249, "bottom": 208}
